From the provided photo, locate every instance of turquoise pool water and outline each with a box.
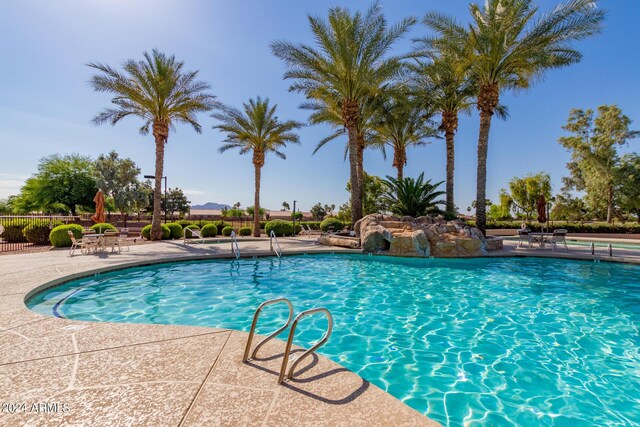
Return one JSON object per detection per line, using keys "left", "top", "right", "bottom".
{"left": 27, "top": 255, "right": 640, "bottom": 426}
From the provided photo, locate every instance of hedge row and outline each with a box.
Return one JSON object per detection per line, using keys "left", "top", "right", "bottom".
{"left": 467, "top": 220, "right": 640, "bottom": 233}
{"left": 0, "top": 220, "right": 63, "bottom": 245}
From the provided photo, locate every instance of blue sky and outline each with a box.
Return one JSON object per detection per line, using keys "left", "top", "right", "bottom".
{"left": 1, "top": 0, "right": 638, "bottom": 212}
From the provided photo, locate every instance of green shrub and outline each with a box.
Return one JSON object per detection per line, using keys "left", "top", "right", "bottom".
{"left": 184, "top": 224, "right": 200, "bottom": 238}
{"left": 201, "top": 223, "right": 218, "bottom": 237}
{"left": 1, "top": 220, "right": 29, "bottom": 243}
{"left": 165, "top": 223, "right": 184, "bottom": 239}
{"left": 176, "top": 220, "right": 193, "bottom": 228}
{"left": 192, "top": 219, "right": 213, "bottom": 228}
{"left": 265, "top": 220, "right": 293, "bottom": 237}
{"left": 320, "top": 218, "right": 344, "bottom": 232}
{"left": 23, "top": 222, "right": 61, "bottom": 246}
{"left": 49, "top": 224, "right": 84, "bottom": 247}
{"left": 141, "top": 224, "right": 171, "bottom": 240}
{"left": 239, "top": 227, "right": 252, "bottom": 236}
{"left": 89, "top": 223, "right": 116, "bottom": 233}
{"left": 215, "top": 221, "right": 229, "bottom": 235}
{"left": 222, "top": 226, "right": 234, "bottom": 236}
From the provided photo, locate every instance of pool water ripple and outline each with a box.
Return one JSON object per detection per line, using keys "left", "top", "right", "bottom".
{"left": 27, "top": 255, "right": 640, "bottom": 426}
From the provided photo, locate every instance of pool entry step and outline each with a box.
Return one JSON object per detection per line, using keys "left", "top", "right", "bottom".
{"left": 242, "top": 298, "right": 333, "bottom": 384}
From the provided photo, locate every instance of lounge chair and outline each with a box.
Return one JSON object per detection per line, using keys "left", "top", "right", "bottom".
{"left": 68, "top": 230, "right": 96, "bottom": 255}
{"left": 184, "top": 226, "right": 205, "bottom": 244}
{"left": 516, "top": 228, "right": 533, "bottom": 248}
{"left": 549, "top": 229, "right": 568, "bottom": 251}
{"left": 299, "top": 225, "right": 322, "bottom": 237}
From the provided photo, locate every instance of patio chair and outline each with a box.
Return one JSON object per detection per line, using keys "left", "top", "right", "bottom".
{"left": 102, "top": 230, "right": 121, "bottom": 253}
{"left": 549, "top": 229, "right": 568, "bottom": 251}
{"left": 516, "top": 228, "right": 533, "bottom": 248}
{"left": 68, "top": 230, "right": 95, "bottom": 255}
{"left": 117, "top": 228, "right": 136, "bottom": 251}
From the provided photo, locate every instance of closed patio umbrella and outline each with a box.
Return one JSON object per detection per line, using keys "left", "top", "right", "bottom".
{"left": 536, "top": 194, "right": 547, "bottom": 225}
{"left": 90, "top": 190, "right": 105, "bottom": 224}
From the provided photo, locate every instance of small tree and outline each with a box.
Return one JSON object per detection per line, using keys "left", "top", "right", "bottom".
{"left": 161, "top": 188, "right": 190, "bottom": 219}
{"left": 246, "top": 206, "right": 266, "bottom": 219}
{"left": 95, "top": 151, "right": 142, "bottom": 226}
{"left": 281, "top": 201, "right": 290, "bottom": 211}
{"left": 14, "top": 154, "right": 97, "bottom": 215}
{"left": 616, "top": 153, "right": 640, "bottom": 223}
{"left": 507, "top": 173, "right": 552, "bottom": 220}
{"left": 559, "top": 105, "right": 639, "bottom": 222}
{"left": 310, "top": 203, "right": 327, "bottom": 220}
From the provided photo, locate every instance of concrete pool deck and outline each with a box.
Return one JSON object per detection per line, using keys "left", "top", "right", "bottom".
{"left": 2, "top": 236, "right": 639, "bottom": 426}
{"left": 1, "top": 238, "right": 437, "bottom": 426}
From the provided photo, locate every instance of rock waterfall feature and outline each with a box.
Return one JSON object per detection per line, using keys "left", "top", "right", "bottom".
{"left": 353, "top": 214, "right": 490, "bottom": 257}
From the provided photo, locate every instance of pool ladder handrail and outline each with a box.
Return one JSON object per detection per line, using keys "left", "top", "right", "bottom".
{"left": 230, "top": 230, "right": 240, "bottom": 259}
{"left": 269, "top": 230, "right": 282, "bottom": 258}
{"left": 278, "top": 307, "right": 333, "bottom": 384}
{"left": 243, "top": 298, "right": 294, "bottom": 362}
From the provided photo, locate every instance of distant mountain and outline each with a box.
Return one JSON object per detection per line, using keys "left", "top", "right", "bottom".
{"left": 191, "top": 202, "right": 231, "bottom": 210}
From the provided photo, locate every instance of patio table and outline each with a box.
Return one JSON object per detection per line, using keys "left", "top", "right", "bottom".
{"left": 530, "top": 232, "right": 554, "bottom": 248}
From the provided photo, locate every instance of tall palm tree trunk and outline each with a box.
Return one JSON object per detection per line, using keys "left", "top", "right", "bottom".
{"left": 344, "top": 102, "right": 362, "bottom": 225}
{"left": 253, "top": 161, "right": 262, "bottom": 237}
{"left": 356, "top": 133, "right": 365, "bottom": 215}
{"left": 151, "top": 121, "right": 168, "bottom": 241}
{"left": 441, "top": 111, "right": 458, "bottom": 214}
{"left": 392, "top": 147, "right": 405, "bottom": 181}
{"left": 475, "top": 85, "right": 499, "bottom": 235}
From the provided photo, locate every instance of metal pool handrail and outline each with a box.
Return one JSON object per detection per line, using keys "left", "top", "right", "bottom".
{"left": 243, "top": 298, "right": 294, "bottom": 362}
{"left": 278, "top": 307, "right": 333, "bottom": 384}
{"left": 270, "top": 230, "right": 282, "bottom": 258}
{"left": 230, "top": 230, "right": 240, "bottom": 259}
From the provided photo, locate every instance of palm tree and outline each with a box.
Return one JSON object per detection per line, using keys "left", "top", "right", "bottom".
{"left": 271, "top": 2, "right": 414, "bottom": 226}
{"left": 88, "top": 50, "right": 217, "bottom": 240}
{"left": 424, "top": 0, "right": 604, "bottom": 233}
{"left": 373, "top": 89, "right": 438, "bottom": 180}
{"left": 305, "top": 94, "right": 386, "bottom": 190}
{"left": 381, "top": 173, "right": 445, "bottom": 217}
{"left": 411, "top": 45, "right": 475, "bottom": 214}
{"left": 212, "top": 97, "right": 302, "bottom": 237}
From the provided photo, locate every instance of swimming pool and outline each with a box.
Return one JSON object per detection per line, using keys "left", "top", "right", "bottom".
{"left": 27, "top": 255, "right": 640, "bottom": 426}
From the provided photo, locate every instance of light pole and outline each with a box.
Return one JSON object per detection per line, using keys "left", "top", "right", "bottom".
{"left": 144, "top": 175, "right": 167, "bottom": 223}
{"left": 292, "top": 200, "right": 297, "bottom": 236}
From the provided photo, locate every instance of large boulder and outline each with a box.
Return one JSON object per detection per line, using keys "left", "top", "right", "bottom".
{"left": 388, "top": 230, "right": 430, "bottom": 257}
{"left": 361, "top": 224, "right": 392, "bottom": 252}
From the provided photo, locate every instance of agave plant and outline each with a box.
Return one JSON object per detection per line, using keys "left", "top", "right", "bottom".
{"left": 381, "top": 173, "right": 445, "bottom": 217}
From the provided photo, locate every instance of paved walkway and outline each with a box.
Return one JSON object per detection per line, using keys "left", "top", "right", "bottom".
{"left": 2, "top": 236, "right": 639, "bottom": 426}
{"left": 0, "top": 238, "right": 436, "bottom": 427}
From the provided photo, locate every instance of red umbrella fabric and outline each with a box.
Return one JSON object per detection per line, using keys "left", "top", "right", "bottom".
{"left": 90, "top": 190, "right": 105, "bottom": 224}
{"left": 536, "top": 195, "right": 547, "bottom": 224}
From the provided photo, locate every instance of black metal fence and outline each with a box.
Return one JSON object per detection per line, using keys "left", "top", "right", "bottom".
{"left": 0, "top": 215, "right": 79, "bottom": 253}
